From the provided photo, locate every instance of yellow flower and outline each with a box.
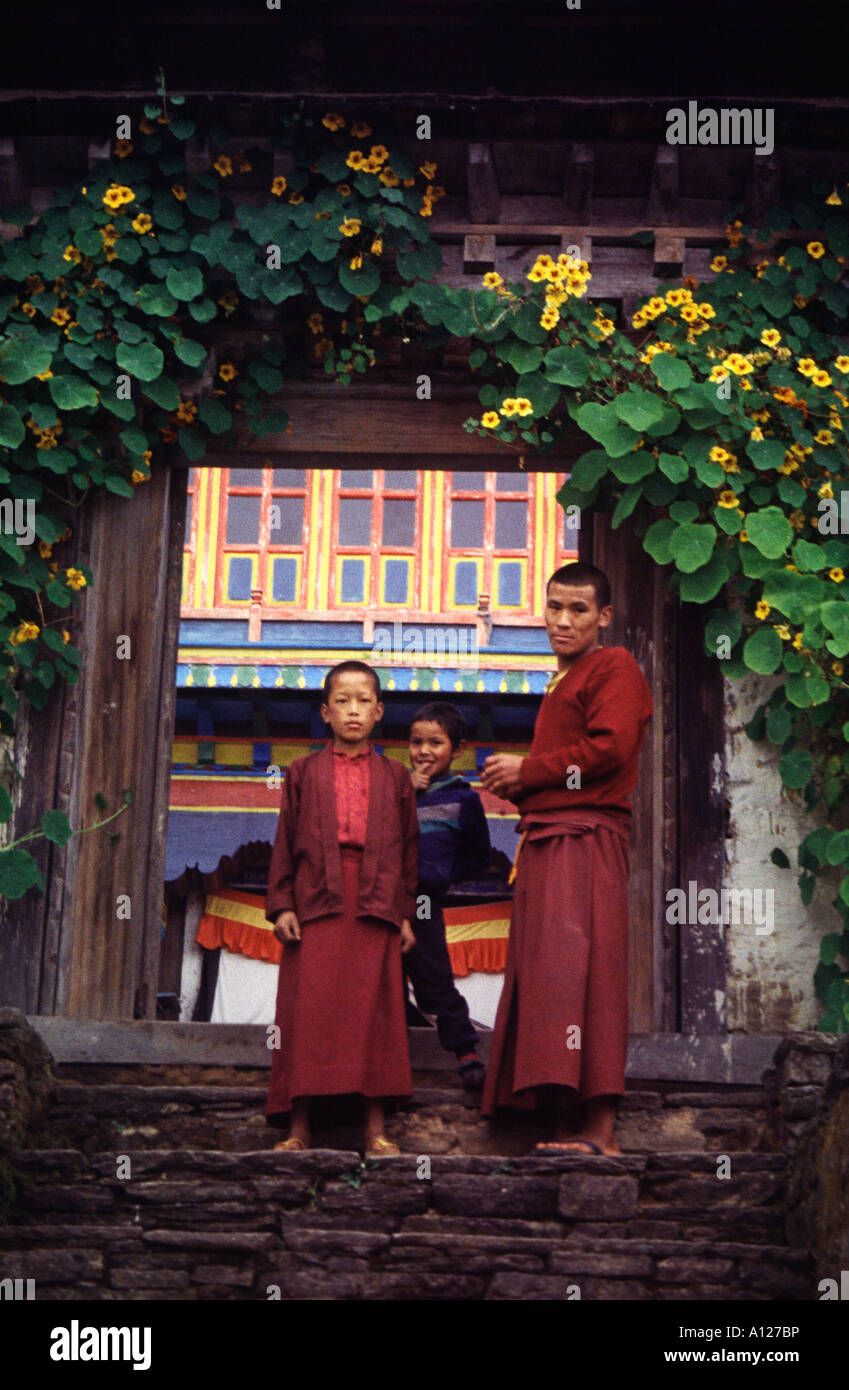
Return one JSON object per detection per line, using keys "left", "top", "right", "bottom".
{"left": 540, "top": 307, "right": 559, "bottom": 330}
{"left": 113, "top": 139, "right": 133, "bottom": 158}
{"left": 725, "top": 353, "right": 753, "bottom": 375}
{"left": 814, "top": 429, "right": 835, "bottom": 446}
{"left": 835, "top": 356, "right": 849, "bottom": 374}
{"left": 349, "top": 255, "right": 363, "bottom": 270}
{"left": 418, "top": 198, "right": 433, "bottom": 218}
{"left": 739, "top": 530, "right": 749, "bottom": 543}
{"left": 826, "top": 188, "right": 842, "bottom": 206}
{"left": 9, "top": 621, "right": 39, "bottom": 646}
{"left": 760, "top": 328, "right": 781, "bottom": 348}
{"left": 481, "top": 411, "right": 500, "bottom": 429}
{"left": 307, "top": 312, "right": 324, "bottom": 335}
{"left": 346, "top": 150, "right": 365, "bottom": 170}
{"left": 500, "top": 398, "right": 518, "bottom": 418}
{"left": 288, "top": 193, "right": 304, "bottom": 205}
{"left": 696, "top": 302, "right": 716, "bottom": 320}
{"left": 218, "top": 362, "right": 237, "bottom": 382}
{"left": 102, "top": 183, "right": 134, "bottom": 209}
{"left": 349, "top": 122, "right": 372, "bottom": 139}
{"left": 710, "top": 255, "right": 728, "bottom": 272}
{"left": 775, "top": 624, "right": 791, "bottom": 641}
{"left": 813, "top": 370, "right": 832, "bottom": 388}
{"left": 218, "top": 290, "right": 239, "bottom": 311}
{"left": 631, "top": 311, "right": 648, "bottom": 329}
{"left": 336, "top": 183, "right": 352, "bottom": 198}
{"left": 806, "top": 241, "right": 826, "bottom": 259}
{"left": 339, "top": 218, "right": 362, "bottom": 237}
{"left": 131, "top": 469, "right": 149, "bottom": 486}
{"left": 378, "top": 169, "right": 399, "bottom": 188}
{"left": 50, "top": 307, "right": 71, "bottom": 326}
{"left": 793, "top": 294, "right": 808, "bottom": 309}
{"left": 527, "top": 265, "right": 547, "bottom": 283}
{"left": 717, "top": 490, "right": 740, "bottom": 508}
{"left": 708, "top": 364, "right": 730, "bottom": 383}
{"left": 369, "top": 145, "right": 389, "bottom": 165}
{"left": 755, "top": 600, "right": 770, "bottom": 619}
{"left": 271, "top": 176, "right": 287, "bottom": 196}
{"left": 789, "top": 510, "right": 806, "bottom": 531}
{"left": 819, "top": 482, "right": 834, "bottom": 499}
{"left": 131, "top": 213, "right": 153, "bottom": 234}
{"left": 829, "top": 567, "right": 845, "bottom": 583}
{"left": 514, "top": 398, "right": 533, "bottom": 417}
{"left": 38, "top": 541, "right": 52, "bottom": 559}
{"left": 213, "top": 156, "right": 233, "bottom": 178}
{"left": 175, "top": 400, "right": 197, "bottom": 424}
{"left": 419, "top": 160, "right": 438, "bottom": 180}
{"left": 65, "top": 568, "right": 87, "bottom": 591}
{"left": 361, "top": 157, "right": 382, "bottom": 174}
{"left": 370, "top": 238, "right": 383, "bottom": 256}
{"left": 832, "top": 661, "right": 844, "bottom": 676}
{"left": 680, "top": 304, "right": 701, "bottom": 323}
{"left": 35, "top": 369, "right": 53, "bottom": 381}
{"left": 20, "top": 301, "right": 35, "bottom": 317}
{"left": 750, "top": 426, "right": 764, "bottom": 441}
{"left": 171, "top": 184, "right": 187, "bottom": 201}
{"left": 665, "top": 288, "right": 691, "bottom": 307}
{"left": 62, "top": 244, "right": 81, "bottom": 264}
{"left": 322, "top": 112, "right": 345, "bottom": 132}
{"left": 482, "top": 271, "right": 503, "bottom": 290}
{"left": 791, "top": 633, "right": 803, "bottom": 650}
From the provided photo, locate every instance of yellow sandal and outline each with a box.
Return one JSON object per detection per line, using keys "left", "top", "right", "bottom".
{"left": 273, "top": 1136, "right": 308, "bottom": 1151}
{"left": 365, "top": 1135, "right": 401, "bottom": 1157}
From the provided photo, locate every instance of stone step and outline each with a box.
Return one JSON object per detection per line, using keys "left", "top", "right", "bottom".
{"left": 44, "top": 1079, "right": 771, "bottom": 1156}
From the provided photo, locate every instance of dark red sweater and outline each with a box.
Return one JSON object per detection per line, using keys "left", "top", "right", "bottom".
{"left": 516, "top": 646, "right": 653, "bottom": 823}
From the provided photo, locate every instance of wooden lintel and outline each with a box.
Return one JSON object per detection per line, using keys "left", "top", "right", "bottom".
{"left": 462, "top": 231, "right": 496, "bottom": 272}
{"left": 467, "top": 142, "right": 500, "bottom": 223}
{"left": 561, "top": 232, "right": 592, "bottom": 267}
{"left": 0, "top": 138, "right": 25, "bottom": 214}
{"left": 646, "top": 144, "right": 679, "bottom": 226}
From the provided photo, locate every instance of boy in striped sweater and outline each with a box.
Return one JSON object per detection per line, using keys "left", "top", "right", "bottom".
{"left": 407, "top": 702, "right": 492, "bottom": 1091}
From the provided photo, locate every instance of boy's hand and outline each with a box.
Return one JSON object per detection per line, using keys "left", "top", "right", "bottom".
{"left": 399, "top": 918, "right": 416, "bottom": 954}
{"left": 481, "top": 753, "right": 525, "bottom": 799}
{"left": 273, "top": 910, "right": 301, "bottom": 944}
{"left": 410, "top": 769, "right": 430, "bottom": 792}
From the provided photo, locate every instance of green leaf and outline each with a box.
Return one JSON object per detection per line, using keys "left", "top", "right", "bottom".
{"left": 743, "top": 627, "right": 784, "bottom": 674}
{"left": 498, "top": 341, "right": 544, "bottom": 374}
{"left": 668, "top": 522, "right": 717, "bottom": 573}
{"left": 116, "top": 341, "right": 164, "bottom": 382}
{"left": 610, "top": 450, "right": 655, "bottom": 484}
{"left": 41, "top": 807, "right": 72, "bottom": 846}
{"left": 197, "top": 398, "right": 232, "bottom": 434}
{"left": 165, "top": 265, "right": 204, "bottom": 302}
{"left": 178, "top": 427, "right": 207, "bottom": 461}
{"left": 0, "top": 847, "right": 45, "bottom": 898}
{"left": 47, "top": 375, "right": 98, "bottom": 410}
{"left": 825, "top": 830, "right": 849, "bottom": 866}
{"left": 544, "top": 346, "right": 589, "bottom": 387}
{"left": 104, "top": 476, "right": 135, "bottom": 498}
{"left": 649, "top": 354, "right": 693, "bottom": 390}
{"left": 770, "top": 847, "right": 790, "bottom": 869}
{"left": 643, "top": 518, "right": 677, "bottom": 566}
{"left": 184, "top": 186, "right": 221, "bottom": 220}
{"left": 338, "top": 260, "right": 381, "bottom": 297}
{"left": 779, "top": 747, "right": 814, "bottom": 790}
{"left": 0, "top": 403, "right": 25, "bottom": 448}
{"left": 765, "top": 703, "right": 792, "bottom": 743}
{"left": 0, "top": 338, "right": 52, "bottom": 383}
{"left": 679, "top": 550, "right": 733, "bottom": 603}
{"left": 174, "top": 337, "right": 207, "bottom": 368}
{"left": 658, "top": 452, "right": 689, "bottom": 483}
{"left": 137, "top": 282, "right": 179, "bottom": 316}
{"left": 574, "top": 402, "right": 639, "bottom": 458}
{"left": 746, "top": 506, "right": 794, "bottom": 559}
{"left": 0, "top": 785, "right": 12, "bottom": 821}
{"left": 141, "top": 376, "right": 180, "bottom": 411}
{"left": 747, "top": 438, "right": 787, "bottom": 472}
{"left": 569, "top": 451, "right": 610, "bottom": 492}
{"left": 614, "top": 388, "right": 666, "bottom": 432}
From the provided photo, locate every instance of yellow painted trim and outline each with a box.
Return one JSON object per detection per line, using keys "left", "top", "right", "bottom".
{"left": 206, "top": 471, "right": 222, "bottom": 606}
{"left": 306, "top": 471, "right": 321, "bottom": 607}
{"left": 534, "top": 474, "right": 545, "bottom": 618}
{"left": 177, "top": 645, "right": 555, "bottom": 669}
{"left": 421, "top": 471, "right": 432, "bottom": 610}
{"left": 445, "top": 919, "right": 510, "bottom": 944}
{"left": 432, "top": 473, "right": 444, "bottom": 610}
{"left": 192, "top": 470, "right": 206, "bottom": 608}
{"left": 318, "top": 470, "right": 333, "bottom": 607}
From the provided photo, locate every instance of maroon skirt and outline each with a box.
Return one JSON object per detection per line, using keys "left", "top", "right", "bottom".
{"left": 266, "top": 848, "right": 412, "bottom": 1118}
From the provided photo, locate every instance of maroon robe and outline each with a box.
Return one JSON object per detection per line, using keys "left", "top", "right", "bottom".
{"left": 265, "top": 745, "right": 418, "bottom": 1118}
{"left": 481, "top": 646, "right": 652, "bottom": 1114}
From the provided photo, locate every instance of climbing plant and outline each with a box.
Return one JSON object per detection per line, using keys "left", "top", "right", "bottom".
{"left": 0, "top": 78, "right": 847, "bottom": 1028}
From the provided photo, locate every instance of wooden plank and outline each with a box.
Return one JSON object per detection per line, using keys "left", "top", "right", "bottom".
{"left": 747, "top": 152, "right": 781, "bottom": 222}
{"left": 660, "top": 577, "right": 680, "bottom": 1032}
{"left": 562, "top": 141, "right": 594, "bottom": 220}
{"left": 467, "top": 142, "right": 500, "bottom": 223}
{"left": 462, "top": 232, "right": 496, "bottom": 272}
{"left": 55, "top": 465, "right": 186, "bottom": 1019}
{"left": 654, "top": 229, "right": 685, "bottom": 277}
{"left": 676, "top": 600, "right": 727, "bottom": 1033}
{"left": 646, "top": 145, "right": 679, "bottom": 226}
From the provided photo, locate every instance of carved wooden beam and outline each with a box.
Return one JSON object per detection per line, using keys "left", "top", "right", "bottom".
{"left": 462, "top": 232, "right": 496, "bottom": 273}
{"left": 647, "top": 145, "right": 684, "bottom": 275}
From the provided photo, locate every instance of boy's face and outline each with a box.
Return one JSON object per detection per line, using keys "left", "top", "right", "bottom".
{"left": 321, "top": 671, "right": 383, "bottom": 749}
{"left": 409, "top": 720, "right": 457, "bottom": 784}
{"left": 544, "top": 581, "right": 613, "bottom": 669}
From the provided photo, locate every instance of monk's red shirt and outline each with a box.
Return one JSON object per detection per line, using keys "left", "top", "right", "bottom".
{"left": 332, "top": 744, "right": 371, "bottom": 847}
{"left": 516, "top": 645, "right": 653, "bottom": 826}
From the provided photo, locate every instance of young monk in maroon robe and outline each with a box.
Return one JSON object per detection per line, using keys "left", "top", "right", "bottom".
{"left": 265, "top": 660, "right": 417, "bottom": 1156}
{"left": 480, "top": 562, "right": 652, "bottom": 1155}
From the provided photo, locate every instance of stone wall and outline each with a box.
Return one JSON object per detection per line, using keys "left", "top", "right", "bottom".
{"left": 724, "top": 673, "right": 840, "bottom": 1033}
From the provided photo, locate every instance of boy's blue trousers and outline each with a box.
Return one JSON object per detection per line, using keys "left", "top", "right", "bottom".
{"left": 405, "top": 905, "right": 479, "bottom": 1058}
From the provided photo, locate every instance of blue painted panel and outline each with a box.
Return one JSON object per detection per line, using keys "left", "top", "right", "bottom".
{"left": 271, "top": 557, "right": 297, "bottom": 603}
{"left": 179, "top": 621, "right": 251, "bottom": 645}
{"left": 383, "top": 558, "right": 409, "bottom": 604}
{"left": 497, "top": 562, "right": 522, "bottom": 606}
{"left": 227, "top": 557, "right": 253, "bottom": 601}
{"left": 340, "top": 557, "right": 366, "bottom": 603}
{"left": 453, "top": 561, "right": 479, "bottom": 606}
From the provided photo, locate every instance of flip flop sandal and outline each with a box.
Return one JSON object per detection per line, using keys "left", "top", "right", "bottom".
{"left": 365, "top": 1136, "right": 401, "bottom": 1157}
{"left": 273, "top": 1137, "right": 308, "bottom": 1151}
{"left": 534, "top": 1139, "right": 604, "bottom": 1155}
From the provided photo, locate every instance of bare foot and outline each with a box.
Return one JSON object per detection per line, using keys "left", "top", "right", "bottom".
{"left": 535, "top": 1135, "right": 622, "bottom": 1156}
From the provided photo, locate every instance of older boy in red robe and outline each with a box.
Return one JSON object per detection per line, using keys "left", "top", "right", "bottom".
{"left": 480, "top": 562, "right": 652, "bottom": 1155}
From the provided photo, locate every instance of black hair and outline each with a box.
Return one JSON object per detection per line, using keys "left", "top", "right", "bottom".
{"left": 546, "top": 561, "right": 611, "bottom": 610}
{"left": 409, "top": 701, "right": 466, "bottom": 750}
{"left": 323, "top": 661, "right": 382, "bottom": 702}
